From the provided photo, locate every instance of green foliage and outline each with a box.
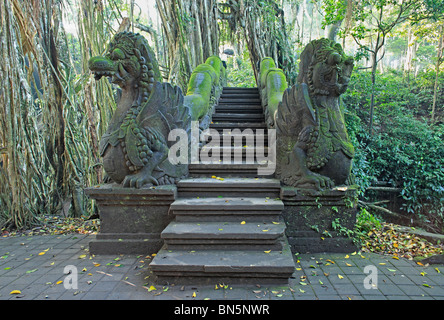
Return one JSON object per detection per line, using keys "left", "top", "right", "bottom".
{"left": 355, "top": 208, "right": 382, "bottom": 233}
{"left": 226, "top": 50, "right": 257, "bottom": 88}
{"left": 343, "top": 69, "right": 444, "bottom": 228}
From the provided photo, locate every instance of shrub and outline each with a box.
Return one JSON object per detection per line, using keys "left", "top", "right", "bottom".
{"left": 343, "top": 69, "right": 444, "bottom": 231}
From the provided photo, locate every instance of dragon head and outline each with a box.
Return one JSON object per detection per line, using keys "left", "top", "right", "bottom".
{"left": 298, "top": 38, "right": 354, "bottom": 97}
{"left": 89, "top": 32, "right": 161, "bottom": 98}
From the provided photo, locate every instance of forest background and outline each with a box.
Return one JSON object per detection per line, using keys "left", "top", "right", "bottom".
{"left": 0, "top": 0, "right": 443, "bottom": 238}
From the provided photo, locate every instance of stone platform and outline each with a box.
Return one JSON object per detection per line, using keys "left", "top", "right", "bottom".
{"left": 281, "top": 185, "right": 359, "bottom": 254}
{"left": 85, "top": 184, "right": 176, "bottom": 255}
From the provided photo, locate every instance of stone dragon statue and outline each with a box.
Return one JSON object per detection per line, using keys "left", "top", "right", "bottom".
{"left": 274, "top": 38, "right": 355, "bottom": 190}
{"left": 88, "top": 32, "right": 191, "bottom": 188}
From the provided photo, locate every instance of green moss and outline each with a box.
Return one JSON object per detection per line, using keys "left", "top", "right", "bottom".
{"left": 184, "top": 56, "right": 227, "bottom": 121}
{"left": 184, "top": 63, "right": 216, "bottom": 120}
{"left": 259, "top": 57, "right": 276, "bottom": 88}
{"left": 205, "top": 56, "right": 222, "bottom": 80}
{"left": 265, "top": 69, "right": 288, "bottom": 121}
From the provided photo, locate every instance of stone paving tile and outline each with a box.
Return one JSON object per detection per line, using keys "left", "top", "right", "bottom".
{"left": 1, "top": 234, "right": 444, "bottom": 301}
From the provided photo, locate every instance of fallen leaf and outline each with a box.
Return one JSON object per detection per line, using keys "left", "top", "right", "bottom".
{"left": 192, "top": 292, "right": 197, "bottom": 298}
{"left": 435, "top": 268, "right": 441, "bottom": 273}
{"left": 26, "top": 269, "right": 37, "bottom": 274}
{"left": 299, "top": 289, "right": 305, "bottom": 293}
{"left": 240, "top": 221, "right": 246, "bottom": 225}
{"left": 78, "top": 254, "right": 87, "bottom": 259}
{"left": 345, "top": 263, "right": 352, "bottom": 267}
{"left": 417, "top": 261, "right": 424, "bottom": 266}
{"left": 351, "top": 251, "right": 357, "bottom": 255}
{"left": 344, "top": 255, "right": 349, "bottom": 259}
{"left": 338, "top": 274, "right": 344, "bottom": 279}
{"left": 10, "top": 290, "right": 21, "bottom": 294}
{"left": 264, "top": 250, "right": 271, "bottom": 253}
{"left": 272, "top": 221, "right": 280, "bottom": 225}
{"left": 38, "top": 252, "right": 46, "bottom": 256}
{"left": 56, "top": 280, "right": 63, "bottom": 285}
{"left": 422, "top": 283, "right": 432, "bottom": 288}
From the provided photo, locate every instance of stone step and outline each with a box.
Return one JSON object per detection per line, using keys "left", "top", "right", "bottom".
{"left": 222, "top": 87, "right": 259, "bottom": 93}
{"left": 177, "top": 177, "right": 280, "bottom": 197}
{"left": 199, "top": 146, "right": 269, "bottom": 160}
{"left": 170, "top": 197, "right": 284, "bottom": 222}
{"left": 188, "top": 163, "right": 274, "bottom": 178}
{"left": 220, "top": 93, "right": 260, "bottom": 99}
{"left": 215, "top": 105, "right": 263, "bottom": 114}
{"left": 212, "top": 113, "right": 264, "bottom": 122}
{"left": 150, "top": 238, "right": 295, "bottom": 284}
{"left": 161, "top": 220, "right": 285, "bottom": 250}
{"left": 201, "top": 130, "right": 269, "bottom": 146}
{"left": 218, "top": 98, "right": 261, "bottom": 105}
{"left": 210, "top": 122, "right": 267, "bottom": 132}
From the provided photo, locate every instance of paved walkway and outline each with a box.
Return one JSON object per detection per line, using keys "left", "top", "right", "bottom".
{"left": 1, "top": 234, "right": 443, "bottom": 301}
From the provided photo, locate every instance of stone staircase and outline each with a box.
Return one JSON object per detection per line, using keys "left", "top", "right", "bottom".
{"left": 149, "top": 87, "right": 295, "bottom": 284}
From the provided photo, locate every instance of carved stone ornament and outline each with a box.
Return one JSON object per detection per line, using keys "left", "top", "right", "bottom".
{"left": 89, "top": 32, "right": 191, "bottom": 188}
{"left": 274, "top": 38, "right": 355, "bottom": 190}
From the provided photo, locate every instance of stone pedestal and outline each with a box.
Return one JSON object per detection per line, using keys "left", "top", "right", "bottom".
{"left": 281, "top": 185, "right": 358, "bottom": 254}
{"left": 85, "top": 184, "right": 176, "bottom": 255}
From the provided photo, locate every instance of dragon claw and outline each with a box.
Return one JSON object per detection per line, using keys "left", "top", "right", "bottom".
{"left": 122, "top": 172, "right": 159, "bottom": 189}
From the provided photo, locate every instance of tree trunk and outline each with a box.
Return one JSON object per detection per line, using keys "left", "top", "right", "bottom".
{"left": 156, "top": 0, "right": 219, "bottom": 90}
{"left": 404, "top": 28, "right": 417, "bottom": 88}
{"left": 432, "top": 24, "right": 444, "bottom": 123}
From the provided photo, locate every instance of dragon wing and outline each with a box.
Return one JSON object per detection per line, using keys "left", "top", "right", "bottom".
{"left": 274, "top": 83, "right": 317, "bottom": 138}
{"left": 139, "top": 82, "right": 192, "bottom": 142}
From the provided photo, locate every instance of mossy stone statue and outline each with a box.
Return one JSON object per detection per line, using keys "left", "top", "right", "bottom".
{"left": 88, "top": 32, "right": 192, "bottom": 188}
{"left": 274, "top": 38, "right": 355, "bottom": 190}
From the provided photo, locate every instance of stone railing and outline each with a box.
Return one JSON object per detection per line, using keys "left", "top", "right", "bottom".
{"left": 183, "top": 56, "right": 227, "bottom": 130}
{"left": 258, "top": 57, "right": 288, "bottom": 128}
